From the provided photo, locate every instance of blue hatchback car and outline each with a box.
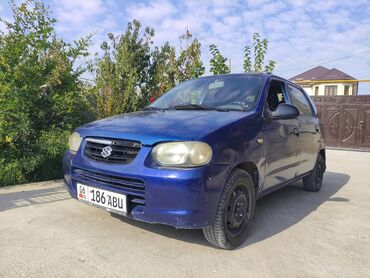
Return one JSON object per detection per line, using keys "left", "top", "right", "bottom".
{"left": 63, "top": 73, "right": 326, "bottom": 249}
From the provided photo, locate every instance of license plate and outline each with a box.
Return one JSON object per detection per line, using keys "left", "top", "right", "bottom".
{"left": 77, "top": 183, "right": 127, "bottom": 214}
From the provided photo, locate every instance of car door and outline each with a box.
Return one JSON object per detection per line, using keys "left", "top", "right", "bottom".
{"left": 285, "top": 84, "right": 320, "bottom": 175}
{"left": 263, "top": 79, "right": 302, "bottom": 191}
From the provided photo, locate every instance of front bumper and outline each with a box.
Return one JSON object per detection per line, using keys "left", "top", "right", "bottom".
{"left": 63, "top": 147, "right": 229, "bottom": 229}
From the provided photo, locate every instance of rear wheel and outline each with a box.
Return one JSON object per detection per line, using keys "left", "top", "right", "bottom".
{"left": 303, "top": 154, "right": 325, "bottom": 192}
{"left": 203, "top": 169, "right": 255, "bottom": 249}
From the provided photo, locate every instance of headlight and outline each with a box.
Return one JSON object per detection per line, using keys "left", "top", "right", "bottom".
{"left": 152, "top": 141, "right": 212, "bottom": 167}
{"left": 68, "top": 132, "right": 82, "bottom": 154}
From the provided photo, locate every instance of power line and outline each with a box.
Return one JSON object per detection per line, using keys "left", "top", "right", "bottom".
{"left": 279, "top": 49, "right": 370, "bottom": 71}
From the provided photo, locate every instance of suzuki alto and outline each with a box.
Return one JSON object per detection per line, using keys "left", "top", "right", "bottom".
{"left": 63, "top": 73, "right": 326, "bottom": 249}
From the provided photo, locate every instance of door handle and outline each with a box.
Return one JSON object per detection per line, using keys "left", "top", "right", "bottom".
{"left": 293, "top": 127, "right": 300, "bottom": 136}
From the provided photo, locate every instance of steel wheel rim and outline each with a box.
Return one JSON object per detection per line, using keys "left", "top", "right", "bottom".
{"left": 225, "top": 184, "right": 251, "bottom": 238}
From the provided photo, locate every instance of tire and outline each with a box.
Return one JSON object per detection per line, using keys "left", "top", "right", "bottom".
{"left": 303, "top": 154, "right": 325, "bottom": 192}
{"left": 203, "top": 169, "right": 256, "bottom": 249}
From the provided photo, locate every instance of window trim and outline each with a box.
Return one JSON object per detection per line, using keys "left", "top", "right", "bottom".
{"left": 344, "top": 85, "right": 350, "bottom": 96}
{"left": 324, "top": 85, "right": 338, "bottom": 96}
{"left": 314, "top": 86, "right": 319, "bottom": 96}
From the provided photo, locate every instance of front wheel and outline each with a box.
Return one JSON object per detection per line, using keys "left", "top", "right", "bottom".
{"left": 203, "top": 169, "right": 256, "bottom": 249}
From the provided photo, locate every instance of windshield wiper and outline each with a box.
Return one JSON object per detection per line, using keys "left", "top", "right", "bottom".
{"left": 170, "top": 104, "right": 228, "bottom": 112}
{"left": 142, "top": 106, "right": 166, "bottom": 111}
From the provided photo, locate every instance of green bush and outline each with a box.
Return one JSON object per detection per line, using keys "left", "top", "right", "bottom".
{"left": 0, "top": 1, "right": 94, "bottom": 186}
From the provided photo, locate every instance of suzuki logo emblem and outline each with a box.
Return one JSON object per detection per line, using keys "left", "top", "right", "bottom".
{"left": 101, "top": 146, "right": 113, "bottom": 158}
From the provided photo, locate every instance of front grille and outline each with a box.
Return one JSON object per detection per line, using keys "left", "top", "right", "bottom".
{"left": 72, "top": 167, "right": 145, "bottom": 206}
{"left": 84, "top": 138, "right": 141, "bottom": 164}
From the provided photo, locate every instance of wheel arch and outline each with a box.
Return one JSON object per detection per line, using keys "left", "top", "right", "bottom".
{"left": 319, "top": 148, "right": 326, "bottom": 171}
{"left": 319, "top": 148, "right": 326, "bottom": 160}
{"left": 235, "top": 161, "right": 259, "bottom": 193}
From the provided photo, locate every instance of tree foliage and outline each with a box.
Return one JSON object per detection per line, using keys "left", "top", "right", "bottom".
{"left": 177, "top": 29, "right": 205, "bottom": 82}
{"left": 209, "top": 44, "right": 230, "bottom": 75}
{"left": 90, "top": 20, "right": 155, "bottom": 118}
{"left": 90, "top": 24, "right": 205, "bottom": 118}
{"left": 0, "top": 0, "right": 93, "bottom": 185}
{"left": 150, "top": 42, "right": 178, "bottom": 98}
{"left": 243, "top": 33, "right": 276, "bottom": 73}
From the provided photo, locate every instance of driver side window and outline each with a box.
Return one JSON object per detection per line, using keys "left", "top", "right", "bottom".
{"left": 266, "top": 80, "right": 287, "bottom": 111}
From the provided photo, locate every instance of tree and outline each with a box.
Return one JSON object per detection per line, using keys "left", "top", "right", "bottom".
{"left": 209, "top": 44, "right": 230, "bottom": 75}
{"left": 149, "top": 42, "right": 178, "bottom": 98}
{"left": 90, "top": 20, "right": 155, "bottom": 117}
{"left": 0, "top": 0, "right": 93, "bottom": 185}
{"left": 243, "top": 33, "right": 276, "bottom": 73}
{"left": 90, "top": 24, "right": 205, "bottom": 115}
{"left": 150, "top": 29, "right": 205, "bottom": 98}
{"left": 177, "top": 29, "right": 205, "bottom": 82}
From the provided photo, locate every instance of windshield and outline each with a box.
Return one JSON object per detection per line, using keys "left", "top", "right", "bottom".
{"left": 148, "top": 75, "right": 264, "bottom": 111}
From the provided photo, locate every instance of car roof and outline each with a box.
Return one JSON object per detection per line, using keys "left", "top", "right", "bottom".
{"left": 188, "top": 73, "right": 304, "bottom": 92}
{"left": 195, "top": 73, "right": 290, "bottom": 82}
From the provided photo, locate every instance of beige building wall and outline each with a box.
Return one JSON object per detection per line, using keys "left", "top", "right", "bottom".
{"left": 301, "top": 86, "right": 313, "bottom": 95}
{"left": 298, "top": 82, "right": 356, "bottom": 96}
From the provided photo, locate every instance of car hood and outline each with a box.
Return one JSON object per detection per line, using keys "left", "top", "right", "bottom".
{"left": 77, "top": 110, "right": 252, "bottom": 145}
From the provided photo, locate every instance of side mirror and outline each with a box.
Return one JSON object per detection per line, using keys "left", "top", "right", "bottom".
{"left": 271, "top": 103, "right": 299, "bottom": 120}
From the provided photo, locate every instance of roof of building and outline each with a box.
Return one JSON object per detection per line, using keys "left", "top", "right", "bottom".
{"left": 289, "top": 66, "right": 356, "bottom": 81}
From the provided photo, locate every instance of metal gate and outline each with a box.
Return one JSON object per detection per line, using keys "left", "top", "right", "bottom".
{"left": 312, "top": 95, "right": 370, "bottom": 151}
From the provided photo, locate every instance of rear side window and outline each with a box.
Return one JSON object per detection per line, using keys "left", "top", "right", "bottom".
{"left": 286, "top": 85, "right": 313, "bottom": 116}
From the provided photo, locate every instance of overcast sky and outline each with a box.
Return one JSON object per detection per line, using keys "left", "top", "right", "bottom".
{"left": 1, "top": 0, "right": 369, "bottom": 93}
